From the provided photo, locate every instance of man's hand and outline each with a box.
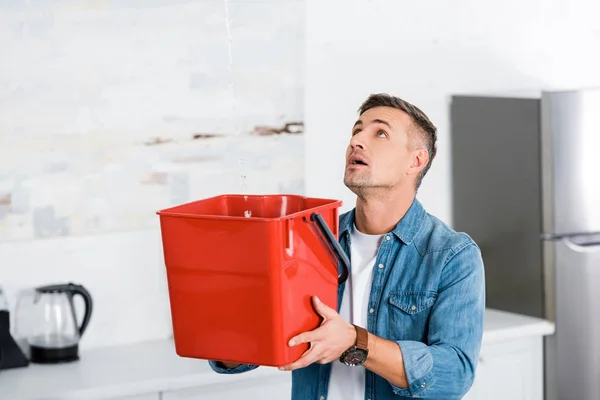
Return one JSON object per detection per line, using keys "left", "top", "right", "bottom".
{"left": 279, "top": 296, "right": 356, "bottom": 371}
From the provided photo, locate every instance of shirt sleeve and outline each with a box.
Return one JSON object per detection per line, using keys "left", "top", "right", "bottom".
{"left": 208, "top": 360, "right": 259, "bottom": 374}
{"left": 391, "top": 242, "right": 486, "bottom": 399}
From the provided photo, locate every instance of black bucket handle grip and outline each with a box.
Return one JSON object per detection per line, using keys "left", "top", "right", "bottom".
{"left": 310, "top": 212, "right": 349, "bottom": 285}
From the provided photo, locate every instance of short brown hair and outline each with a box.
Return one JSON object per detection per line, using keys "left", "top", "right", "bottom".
{"left": 358, "top": 93, "right": 437, "bottom": 189}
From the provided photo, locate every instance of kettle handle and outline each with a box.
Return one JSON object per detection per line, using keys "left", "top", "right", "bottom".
{"left": 67, "top": 284, "right": 93, "bottom": 337}
{"left": 310, "top": 212, "right": 350, "bottom": 285}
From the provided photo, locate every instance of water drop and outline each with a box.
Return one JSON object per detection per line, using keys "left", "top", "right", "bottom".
{"left": 223, "top": 0, "right": 238, "bottom": 136}
{"left": 244, "top": 210, "right": 252, "bottom": 218}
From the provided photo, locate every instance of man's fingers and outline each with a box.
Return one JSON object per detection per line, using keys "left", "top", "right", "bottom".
{"left": 317, "top": 355, "right": 334, "bottom": 364}
{"left": 312, "top": 296, "right": 337, "bottom": 319}
{"left": 279, "top": 296, "right": 343, "bottom": 371}
{"left": 316, "top": 350, "right": 339, "bottom": 364}
{"left": 280, "top": 346, "right": 320, "bottom": 371}
{"left": 289, "top": 327, "right": 322, "bottom": 347}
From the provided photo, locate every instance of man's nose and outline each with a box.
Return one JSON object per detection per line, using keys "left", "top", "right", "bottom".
{"left": 350, "top": 133, "right": 365, "bottom": 150}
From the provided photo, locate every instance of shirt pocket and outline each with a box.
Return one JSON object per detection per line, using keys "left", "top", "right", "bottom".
{"left": 387, "top": 291, "right": 437, "bottom": 342}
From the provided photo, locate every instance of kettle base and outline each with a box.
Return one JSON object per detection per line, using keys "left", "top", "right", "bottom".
{"left": 30, "top": 343, "right": 80, "bottom": 364}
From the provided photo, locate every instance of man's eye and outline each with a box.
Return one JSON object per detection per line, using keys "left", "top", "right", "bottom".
{"left": 377, "top": 130, "right": 387, "bottom": 138}
{"left": 353, "top": 130, "right": 361, "bottom": 136}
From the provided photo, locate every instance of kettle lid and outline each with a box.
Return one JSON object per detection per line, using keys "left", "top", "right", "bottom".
{"left": 36, "top": 283, "right": 79, "bottom": 294}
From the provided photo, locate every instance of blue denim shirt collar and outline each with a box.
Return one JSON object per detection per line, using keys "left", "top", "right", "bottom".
{"left": 339, "top": 197, "right": 427, "bottom": 245}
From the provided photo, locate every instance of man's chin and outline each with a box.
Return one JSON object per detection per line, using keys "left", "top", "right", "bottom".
{"left": 344, "top": 178, "right": 370, "bottom": 190}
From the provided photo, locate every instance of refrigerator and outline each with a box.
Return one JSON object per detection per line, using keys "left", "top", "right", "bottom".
{"left": 450, "top": 88, "right": 600, "bottom": 400}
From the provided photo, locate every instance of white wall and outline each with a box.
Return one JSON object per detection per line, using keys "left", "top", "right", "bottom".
{"left": 305, "top": 0, "right": 600, "bottom": 225}
{"left": 0, "top": 229, "right": 172, "bottom": 350}
{"left": 3, "top": 0, "right": 600, "bottom": 353}
{"left": 0, "top": 0, "right": 305, "bottom": 351}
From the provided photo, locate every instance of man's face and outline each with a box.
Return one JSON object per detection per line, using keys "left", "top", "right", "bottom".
{"left": 344, "top": 106, "right": 419, "bottom": 194}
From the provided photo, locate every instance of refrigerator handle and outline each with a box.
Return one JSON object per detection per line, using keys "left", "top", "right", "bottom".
{"left": 563, "top": 237, "right": 600, "bottom": 253}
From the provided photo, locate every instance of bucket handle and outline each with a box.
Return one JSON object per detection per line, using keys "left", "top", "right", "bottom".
{"left": 310, "top": 213, "right": 350, "bottom": 285}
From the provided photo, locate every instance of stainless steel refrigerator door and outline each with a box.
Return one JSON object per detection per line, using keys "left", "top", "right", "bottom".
{"left": 541, "top": 89, "right": 600, "bottom": 236}
{"left": 553, "top": 234, "right": 600, "bottom": 400}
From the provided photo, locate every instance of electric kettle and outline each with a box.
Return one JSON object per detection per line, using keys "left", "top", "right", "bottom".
{"left": 13, "top": 283, "right": 93, "bottom": 364}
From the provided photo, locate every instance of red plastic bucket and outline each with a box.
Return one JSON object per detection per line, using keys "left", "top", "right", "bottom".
{"left": 156, "top": 194, "right": 349, "bottom": 367}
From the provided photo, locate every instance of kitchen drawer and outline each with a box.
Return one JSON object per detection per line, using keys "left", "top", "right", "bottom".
{"left": 464, "top": 336, "right": 544, "bottom": 400}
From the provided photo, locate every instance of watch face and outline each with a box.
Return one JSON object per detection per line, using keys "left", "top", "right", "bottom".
{"left": 341, "top": 347, "right": 368, "bottom": 366}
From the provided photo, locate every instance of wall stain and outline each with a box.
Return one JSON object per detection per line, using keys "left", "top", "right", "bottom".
{"left": 0, "top": 194, "right": 10, "bottom": 206}
{"left": 192, "top": 133, "right": 222, "bottom": 140}
{"left": 145, "top": 137, "right": 172, "bottom": 146}
{"left": 141, "top": 172, "right": 168, "bottom": 185}
{"left": 33, "top": 206, "right": 69, "bottom": 238}
{"left": 252, "top": 121, "right": 304, "bottom": 136}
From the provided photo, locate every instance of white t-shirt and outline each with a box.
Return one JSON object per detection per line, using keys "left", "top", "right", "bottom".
{"left": 327, "top": 224, "right": 383, "bottom": 400}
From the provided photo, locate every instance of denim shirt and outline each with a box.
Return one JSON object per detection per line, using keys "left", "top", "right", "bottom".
{"left": 210, "top": 198, "right": 485, "bottom": 400}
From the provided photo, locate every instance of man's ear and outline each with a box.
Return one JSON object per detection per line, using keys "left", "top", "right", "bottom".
{"left": 407, "top": 148, "right": 429, "bottom": 177}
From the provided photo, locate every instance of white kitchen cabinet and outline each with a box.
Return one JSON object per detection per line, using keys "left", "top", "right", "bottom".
{"left": 463, "top": 335, "right": 544, "bottom": 400}
{"left": 161, "top": 333, "right": 545, "bottom": 400}
{"left": 161, "top": 374, "right": 292, "bottom": 400}
{"left": 0, "top": 310, "right": 554, "bottom": 400}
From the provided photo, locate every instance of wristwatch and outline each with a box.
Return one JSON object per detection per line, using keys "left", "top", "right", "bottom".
{"left": 339, "top": 325, "right": 369, "bottom": 366}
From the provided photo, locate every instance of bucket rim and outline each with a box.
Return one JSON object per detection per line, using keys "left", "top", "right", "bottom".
{"left": 155, "top": 193, "right": 343, "bottom": 222}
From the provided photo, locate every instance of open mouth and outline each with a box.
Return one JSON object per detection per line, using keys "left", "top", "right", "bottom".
{"left": 349, "top": 155, "right": 368, "bottom": 166}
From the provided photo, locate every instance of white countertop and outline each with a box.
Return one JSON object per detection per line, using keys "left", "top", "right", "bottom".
{"left": 0, "top": 308, "right": 555, "bottom": 400}
{"left": 482, "top": 308, "right": 555, "bottom": 343}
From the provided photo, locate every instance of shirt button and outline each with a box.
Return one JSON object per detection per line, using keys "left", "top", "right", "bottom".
{"left": 378, "top": 263, "right": 384, "bottom": 269}
{"left": 320, "top": 397, "right": 325, "bottom": 400}
{"left": 385, "top": 235, "right": 391, "bottom": 241}
{"left": 369, "top": 308, "right": 375, "bottom": 314}
{"left": 420, "top": 382, "right": 426, "bottom": 387}
{"left": 411, "top": 305, "right": 417, "bottom": 311}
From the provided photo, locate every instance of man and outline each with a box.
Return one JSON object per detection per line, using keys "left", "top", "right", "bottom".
{"left": 210, "top": 93, "right": 485, "bottom": 400}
